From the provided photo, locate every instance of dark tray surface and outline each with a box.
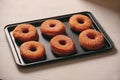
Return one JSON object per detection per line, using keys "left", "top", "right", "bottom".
{"left": 4, "top": 11, "right": 113, "bottom": 66}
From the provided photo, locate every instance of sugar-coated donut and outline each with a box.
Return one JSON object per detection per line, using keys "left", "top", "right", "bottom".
{"left": 20, "top": 41, "right": 45, "bottom": 62}
{"left": 13, "top": 24, "right": 38, "bottom": 42}
{"left": 79, "top": 29, "right": 104, "bottom": 50}
{"left": 50, "top": 35, "right": 75, "bottom": 56}
{"left": 69, "top": 14, "right": 92, "bottom": 32}
{"left": 40, "top": 19, "right": 65, "bottom": 37}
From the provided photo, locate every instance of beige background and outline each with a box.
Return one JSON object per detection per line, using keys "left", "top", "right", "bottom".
{"left": 0, "top": 0, "right": 120, "bottom": 80}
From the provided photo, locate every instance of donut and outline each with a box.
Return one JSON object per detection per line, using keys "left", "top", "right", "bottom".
{"left": 20, "top": 41, "right": 45, "bottom": 62}
{"left": 50, "top": 35, "right": 75, "bottom": 56}
{"left": 13, "top": 24, "right": 38, "bottom": 42}
{"left": 69, "top": 14, "right": 92, "bottom": 32}
{"left": 79, "top": 29, "right": 104, "bottom": 50}
{"left": 40, "top": 19, "right": 65, "bottom": 37}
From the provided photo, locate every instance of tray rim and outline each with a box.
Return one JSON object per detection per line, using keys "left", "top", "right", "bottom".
{"left": 4, "top": 11, "right": 114, "bottom": 66}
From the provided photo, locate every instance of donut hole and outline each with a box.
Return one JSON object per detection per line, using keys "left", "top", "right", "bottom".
{"left": 30, "top": 46, "right": 37, "bottom": 52}
{"left": 77, "top": 19, "right": 84, "bottom": 24}
{"left": 59, "top": 40, "right": 66, "bottom": 45}
{"left": 87, "top": 33, "right": 96, "bottom": 39}
{"left": 22, "top": 29, "right": 29, "bottom": 33}
{"left": 50, "top": 24, "right": 56, "bottom": 27}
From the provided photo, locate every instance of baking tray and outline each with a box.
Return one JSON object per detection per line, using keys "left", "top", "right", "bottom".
{"left": 4, "top": 11, "right": 114, "bottom": 66}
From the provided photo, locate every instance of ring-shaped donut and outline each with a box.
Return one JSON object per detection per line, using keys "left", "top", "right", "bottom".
{"left": 20, "top": 41, "right": 45, "bottom": 62}
{"left": 40, "top": 19, "right": 65, "bottom": 37}
{"left": 69, "top": 14, "right": 92, "bottom": 32}
{"left": 50, "top": 35, "right": 75, "bottom": 56}
{"left": 13, "top": 24, "right": 38, "bottom": 42}
{"left": 79, "top": 29, "right": 104, "bottom": 50}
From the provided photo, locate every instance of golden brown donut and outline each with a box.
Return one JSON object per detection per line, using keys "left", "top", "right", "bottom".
{"left": 40, "top": 19, "right": 65, "bottom": 37}
{"left": 13, "top": 24, "right": 38, "bottom": 42}
{"left": 50, "top": 35, "right": 75, "bottom": 56}
{"left": 69, "top": 14, "right": 92, "bottom": 32}
{"left": 20, "top": 41, "right": 45, "bottom": 62}
{"left": 79, "top": 29, "right": 104, "bottom": 50}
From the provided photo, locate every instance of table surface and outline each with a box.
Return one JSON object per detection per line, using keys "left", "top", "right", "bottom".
{"left": 0, "top": 0, "right": 120, "bottom": 80}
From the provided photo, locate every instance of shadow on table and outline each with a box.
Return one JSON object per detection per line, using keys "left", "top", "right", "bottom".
{"left": 84, "top": 0, "right": 120, "bottom": 13}
{"left": 18, "top": 46, "right": 117, "bottom": 73}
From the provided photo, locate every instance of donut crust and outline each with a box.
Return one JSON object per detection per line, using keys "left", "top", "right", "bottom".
{"left": 13, "top": 24, "right": 38, "bottom": 42}
{"left": 20, "top": 41, "right": 45, "bottom": 62}
{"left": 79, "top": 29, "right": 104, "bottom": 50}
{"left": 50, "top": 35, "right": 75, "bottom": 56}
{"left": 40, "top": 19, "right": 65, "bottom": 37}
{"left": 69, "top": 14, "right": 92, "bottom": 32}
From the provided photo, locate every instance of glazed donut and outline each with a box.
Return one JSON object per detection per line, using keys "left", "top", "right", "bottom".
{"left": 79, "top": 29, "right": 104, "bottom": 50}
{"left": 13, "top": 24, "right": 38, "bottom": 42}
{"left": 20, "top": 41, "right": 45, "bottom": 62}
{"left": 69, "top": 14, "right": 92, "bottom": 32}
{"left": 50, "top": 35, "right": 75, "bottom": 56}
{"left": 40, "top": 19, "right": 65, "bottom": 37}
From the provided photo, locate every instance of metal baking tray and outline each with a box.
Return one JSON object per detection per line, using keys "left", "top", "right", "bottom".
{"left": 4, "top": 11, "right": 114, "bottom": 66}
